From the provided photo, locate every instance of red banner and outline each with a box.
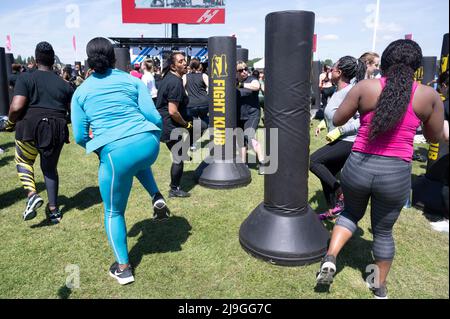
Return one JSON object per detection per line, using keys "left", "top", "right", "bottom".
{"left": 122, "top": 0, "right": 225, "bottom": 24}
{"left": 6, "top": 35, "right": 11, "bottom": 52}
{"left": 72, "top": 35, "right": 77, "bottom": 52}
{"left": 405, "top": 34, "right": 413, "bottom": 40}
{"left": 313, "top": 34, "right": 317, "bottom": 53}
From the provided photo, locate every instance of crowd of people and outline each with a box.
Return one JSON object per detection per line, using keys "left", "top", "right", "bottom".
{"left": 0, "top": 37, "right": 447, "bottom": 297}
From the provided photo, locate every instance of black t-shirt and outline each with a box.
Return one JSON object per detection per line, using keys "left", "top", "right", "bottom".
{"left": 14, "top": 70, "right": 74, "bottom": 112}
{"left": 185, "top": 72, "right": 209, "bottom": 108}
{"left": 156, "top": 72, "right": 189, "bottom": 142}
{"left": 237, "top": 75, "right": 260, "bottom": 120}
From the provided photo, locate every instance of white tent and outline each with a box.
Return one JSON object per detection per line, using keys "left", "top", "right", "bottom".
{"left": 253, "top": 57, "right": 264, "bottom": 69}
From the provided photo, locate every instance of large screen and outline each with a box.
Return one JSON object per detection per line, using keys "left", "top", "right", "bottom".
{"left": 122, "top": 0, "right": 226, "bottom": 24}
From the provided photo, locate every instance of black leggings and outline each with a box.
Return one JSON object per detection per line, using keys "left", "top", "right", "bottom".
{"left": 165, "top": 134, "right": 190, "bottom": 189}
{"left": 15, "top": 140, "right": 64, "bottom": 206}
{"left": 310, "top": 139, "right": 353, "bottom": 207}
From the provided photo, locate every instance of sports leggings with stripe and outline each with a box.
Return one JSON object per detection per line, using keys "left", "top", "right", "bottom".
{"left": 98, "top": 132, "right": 160, "bottom": 265}
{"left": 15, "top": 140, "right": 63, "bottom": 206}
{"left": 336, "top": 151, "right": 411, "bottom": 261}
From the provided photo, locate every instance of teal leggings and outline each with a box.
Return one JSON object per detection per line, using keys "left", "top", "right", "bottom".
{"left": 98, "top": 132, "right": 160, "bottom": 264}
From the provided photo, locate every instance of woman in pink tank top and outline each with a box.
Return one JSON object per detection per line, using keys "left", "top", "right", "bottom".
{"left": 315, "top": 39, "right": 444, "bottom": 299}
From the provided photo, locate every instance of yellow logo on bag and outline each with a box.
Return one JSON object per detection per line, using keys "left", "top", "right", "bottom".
{"left": 212, "top": 54, "right": 228, "bottom": 78}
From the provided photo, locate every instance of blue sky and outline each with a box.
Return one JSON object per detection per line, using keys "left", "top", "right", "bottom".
{"left": 0, "top": 0, "right": 448, "bottom": 64}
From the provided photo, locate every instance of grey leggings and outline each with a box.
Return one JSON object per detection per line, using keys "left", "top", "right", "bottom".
{"left": 336, "top": 152, "right": 411, "bottom": 261}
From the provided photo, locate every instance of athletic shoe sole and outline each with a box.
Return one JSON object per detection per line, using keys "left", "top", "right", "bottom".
{"left": 23, "top": 197, "right": 44, "bottom": 221}
{"left": 316, "top": 261, "right": 336, "bottom": 285}
{"left": 153, "top": 199, "right": 170, "bottom": 221}
{"left": 365, "top": 281, "right": 388, "bottom": 299}
{"left": 109, "top": 271, "right": 135, "bottom": 285}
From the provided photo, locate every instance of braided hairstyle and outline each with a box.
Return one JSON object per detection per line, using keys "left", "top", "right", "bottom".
{"left": 335, "top": 55, "right": 367, "bottom": 84}
{"left": 369, "top": 39, "right": 422, "bottom": 140}
{"left": 86, "top": 37, "right": 116, "bottom": 74}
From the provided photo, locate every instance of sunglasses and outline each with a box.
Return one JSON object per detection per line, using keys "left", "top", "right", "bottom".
{"left": 237, "top": 67, "right": 248, "bottom": 73}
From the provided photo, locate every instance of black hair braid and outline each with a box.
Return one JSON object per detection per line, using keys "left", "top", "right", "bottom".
{"left": 336, "top": 56, "right": 367, "bottom": 84}
{"left": 369, "top": 39, "right": 422, "bottom": 140}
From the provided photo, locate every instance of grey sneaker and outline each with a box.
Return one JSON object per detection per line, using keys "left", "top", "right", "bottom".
{"left": 316, "top": 255, "right": 337, "bottom": 285}
{"left": 366, "top": 278, "right": 388, "bottom": 299}
{"left": 169, "top": 187, "right": 191, "bottom": 198}
{"left": 23, "top": 193, "right": 44, "bottom": 221}
{"left": 109, "top": 262, "right": 135, "bottom": 285}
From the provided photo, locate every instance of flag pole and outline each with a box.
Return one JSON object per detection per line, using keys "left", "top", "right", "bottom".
{"left": 372, "top": 0, "right": 380, "bottom": 52}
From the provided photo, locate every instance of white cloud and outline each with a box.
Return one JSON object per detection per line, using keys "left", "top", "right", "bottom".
{"left": 321, "top": 34, "right": 339, "bottom": 41}
{"left": 316, "top": 16, "right": 342, "bottom": 24}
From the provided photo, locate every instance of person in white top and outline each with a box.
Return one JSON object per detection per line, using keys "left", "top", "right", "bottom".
{"left": 141, "top": 59, "right": 158, "bottom": 103}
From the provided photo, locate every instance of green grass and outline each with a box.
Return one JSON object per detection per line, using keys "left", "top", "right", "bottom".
{"left": 0, "top": 120, "right": 448, "bottom": 299}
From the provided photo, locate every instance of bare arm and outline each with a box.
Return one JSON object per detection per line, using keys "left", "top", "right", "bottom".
{"left": 8, "top": 95, "right": 28, "bottom": 122}
{"left": 333, "top": 84, "right": 361, "bottom": 126}
{"left": 168, "top": 101, "right": 189, "bottom": 127}
{"left": 422, "top": 91, "right": 444, "bottom": 143}
{"left": 202, "top": 73, "right": 209, "bottom": 93}
{"left": 243, "top": 79, "right": 260, "bottom": 91}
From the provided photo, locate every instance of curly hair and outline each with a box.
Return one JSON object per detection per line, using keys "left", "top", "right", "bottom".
{"left": 335, "top": 55, "right": 367, "bottom": 84}
{"left": 369, "top": 39, "right": 423, "bottom": 140}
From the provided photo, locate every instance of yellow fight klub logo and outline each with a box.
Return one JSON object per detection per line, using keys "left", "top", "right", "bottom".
{"left": 212, "top": 54, "right": 228, "bottom": 78}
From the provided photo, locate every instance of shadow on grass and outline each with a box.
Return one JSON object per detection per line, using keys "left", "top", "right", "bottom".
{"left": 314, "top": 227, "right": 373, "bottom": 294}
{"left": 59, "top": 186, "right": 102, "bottom": 213}
{"left": 30, "top": 187, "right": 102, "bottom": 229}
{"left": 180, "top": 170, "right": 198, "bottom": 193}
{"left": 58, "top": 285, "right": 72, "bottom": 299}
{"left": 0, "top": 155, "right": 14, "bottom": 168}
{"left": 0, "top": 182, "right": 46, "bottom": 210}
{"left": 0, "top": 141, "right": 15, "bottom": 151}
{"left": 128, "top": 215, "right": 192, "bottom": 269}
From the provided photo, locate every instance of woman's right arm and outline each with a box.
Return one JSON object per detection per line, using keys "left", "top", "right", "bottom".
{"left": 70, "top": 93, "right": 90, "bottom": 148}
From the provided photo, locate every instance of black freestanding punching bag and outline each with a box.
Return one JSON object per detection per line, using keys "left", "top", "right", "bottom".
{"left": 236, "top": 48, "right": 249, "bottom": 63}
{"left": 114, "top": 47, "right": 131, "bottom": 72}
{"left": 5, "top": 53, "right": 14, "bottom": 79}
{"left": 195, "top": 36, "right": 251, "bottom": 189}
{"left": 421, "top": 56, "right": 437, "bottom": 85}
{"left": 239, "top": 11, "right": 329, "bottom": 266}
{"left": 0, "top": 48, "right": 10, "bottom": 116}
{"left": 412, "top": 33, "right": 449, "bottom": 218}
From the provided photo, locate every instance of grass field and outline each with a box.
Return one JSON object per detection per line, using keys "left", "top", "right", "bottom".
{"left": 0, "top": 119, "right": 448, "bottom": 299}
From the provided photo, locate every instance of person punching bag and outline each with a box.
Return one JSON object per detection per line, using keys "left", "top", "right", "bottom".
{"left": 236, "top": 48, "right": 249, "bottom": 64}
{"left": 114, "top": 47, "right": 131, "bottom": 72}
{"left": 195, "top": 36, "right": 251, "bottom": 188}
{"left": 0, "top": 48, "right": 10, "bottom": 116}
{"left": 239, "top": 11, "right": 329, "bottom": 266}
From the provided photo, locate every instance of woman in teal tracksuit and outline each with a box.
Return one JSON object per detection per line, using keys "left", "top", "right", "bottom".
{"left": 71, "top": 37, "right": 169, "bottom": 285}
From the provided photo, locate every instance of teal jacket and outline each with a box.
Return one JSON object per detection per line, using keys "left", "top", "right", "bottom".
{"left": 71, "top": 68, "right": 162, "bottom": 154}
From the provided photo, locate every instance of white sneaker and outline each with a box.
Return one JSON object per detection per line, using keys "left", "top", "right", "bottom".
{"left": 430, "top": 220, "right": 449, "bottom": 233}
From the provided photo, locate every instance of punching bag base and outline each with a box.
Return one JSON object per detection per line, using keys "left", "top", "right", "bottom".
{"left": 239, "top": 203, "right": 330, "bottom": 266}
{"left": 195, "top": 159, "right": 251, "bottom": 189}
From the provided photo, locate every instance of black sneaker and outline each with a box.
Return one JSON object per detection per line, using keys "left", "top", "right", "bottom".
{"left": 316, "top": 255, "right": 336, "bottom": 285}
{"left": 152, "top": 192, "right": 170, "bottom": 221}
{"left": 366, "top": 278, "right": 388, "bottom": 299}
{"left": 109, "top": 262, "right": 135, "bottom": 285}
{"left": 169, "top": 187, "right": 191, "bottom": 198}
{"left": 45, "top": 204, "right": 62, "bottom": 224}
{"left": 23, "top": 193, "right": 44, "bottom": 221}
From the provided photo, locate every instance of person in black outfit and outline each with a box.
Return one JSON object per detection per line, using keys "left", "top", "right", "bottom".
{"left": 156, "top": 51, "right": 192, "bottom": 198}
{"left": 1, "top": 42, "right": 74, "bottom": 223}
{"left": 183, "top": 58, "right": 209, "bottom": 146}
{"left": 236, "top": 61, "right": 265, "bottom": 172}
